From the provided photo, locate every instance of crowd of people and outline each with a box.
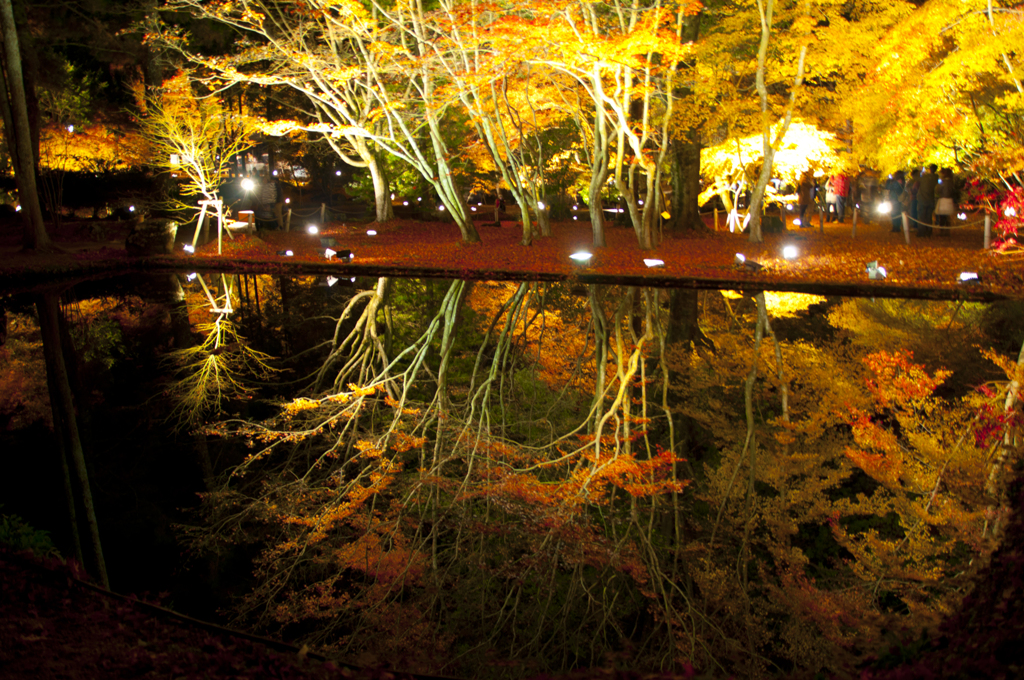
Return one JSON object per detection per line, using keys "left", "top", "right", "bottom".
{"left": 801, "top": 165, "right": 961, "bottom": 236}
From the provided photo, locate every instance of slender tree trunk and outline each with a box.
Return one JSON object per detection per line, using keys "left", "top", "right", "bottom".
{"left": 36, "top": 291, "right": 107, "bottom": 588}
{"left": 0, "top": 0, "right": 48, "bottom": 250}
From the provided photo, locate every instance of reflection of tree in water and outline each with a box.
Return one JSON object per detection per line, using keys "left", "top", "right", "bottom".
{"left": 164, "top": 274, "right": 277, "bottom": 431}
{"left": 183, "top": 281, "right": 1024, "bottom": 678}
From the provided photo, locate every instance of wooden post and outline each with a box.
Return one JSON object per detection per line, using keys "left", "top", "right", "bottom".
{"left": 985, "top": 213, "right": 992, "bottom": 249}
{"left": 819, "top": 207, "right": 824, "bottom": 234}
{"left": 902, "top": 212, "right": 911, "bottom": 245}
{"left": 320, "top": 203, "right": 326, "bottom": 223}
{"left": 286, "top": 208, "right": 292, "bottom": 232}
{"left": 714, "top": 207, "right": 719, "bottom": 230}
{"left": 852, "top": 206, "right": 858, "bottom": 238}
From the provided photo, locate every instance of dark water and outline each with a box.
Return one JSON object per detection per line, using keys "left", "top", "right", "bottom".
{"left": 2, "top": 273, "right": 1022, "bottom": 678}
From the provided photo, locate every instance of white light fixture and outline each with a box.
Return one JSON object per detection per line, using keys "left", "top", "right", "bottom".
{"left": 538, "top": 201, "right": 546, "bottom": 210}
{"left": 285, "top": 198, "right": 290, "bottom": 204}
{"left": 335, "top": 170, "right": 342, "bottom": 176}
{"left": 572, "top": 205, "right": 578, "bottom": 211}
{"left": 241, "top": 178, "right": 255, "bottom": 191}
{"left": 866, "top": 260, "right": 887, "bottom": 280}
{"left": 643, "top": 258, "right": 665, "bottom": 268}
{"left": 573, "top": 215, "right": 578, "bottom": 220}
{"left": 877, "top": 201, "right": 892, "bottom": 214}
{"left": 793, "top": 218, "right": 802, "bottom": 226}
{"left": 307, "top": 225, "right": 319, "bottom": 235}
{"left": 186, "top": 272, "right": 197, "bottom": 281}
{"left": 959, "top": 271, "right": 981, "bottom": 283}
{"left": 957, "top": 212, "right": 967, "bottom": 220}
{"left": 367, "top": 229, "right": 377, "bottom": 236}
{"left": 67, "top": 124, "right": 74, "bottom": 133}
{"left": 471, "top": 206, "right": 476, "bottom": 211}
{"left": 325, "top": 248, "right": 337, "bottom": 260}
{"left": 272, "top": 169, "right": 278, "bottom": 176}
{"left": 782, "top": 245, "right": 798, "bottom": 260}
{"left": 570, "top": 251, "right": 592, "bottom": 264}
{"left": 438, "top": 205, "right": 445, "bottom": 211}
{"left": 183, "top": 244, "right": 195, "bottom": 253}
{"left": 284, "top": 250, "right": 294, "bottom": 257}
{"left": 403, "top": 201, "right": 408, "bottom": 206}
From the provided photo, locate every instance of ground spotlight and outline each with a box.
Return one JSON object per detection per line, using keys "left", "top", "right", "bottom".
{"left": 403, "top": 201, "right": 408, "bottom": 206}
{"left": 285, "top": 197, "right": 290, "bottom": 204}
{"left": 186, "top": 272, "right": 197, "bottom": 281}
{"left": 782, "top": 245, "right": 798, "bottom": 260}
{"left": 307, "top": 224, "right": 319, "bottom": 235}
{"left": 786, "top": 204, "right": 794, "bottom": 211}
{"left": 277, "top": 250, "right": 294, "bottom": 257}
{"left": 793, "top": 218, "right": 802, "bottom": 226}
{"left": 959, "top": 271, "right": 981, "bottom": 284}
{"left": 367, "top": 229, "right": 377, "bottom": 236}
{"left": 335, "top": 170, "right": 342, "bottom": 176}
{"left": 570, "top": 251, "right": 593, "bottom": 264}
{"left": 735, "top": 253, "right": 762, "bottom": 271}
{"left": 643, "top": 259, "right": 665, "bottom": 268}
{"left": 538, "top": 201, "right": 546, "bottom": 210}
{"left": 957, "top": 212, "right": 967, "bottom": 220}
{"left": 324, "top": 248, "right": 337, "bottom": 260}
{"left": 877, "top": 201, "right": 892, "bottom": 214}
{"left": 438, "top": 205, "right": 445, "bottom": 211}
{"left": 866, "top": 260, "right": 887, "bottom": 280}
{"left": 241, "top": 178, "right": 255, "bottom": 192}
{"left": 183, "top": 244, "right": 195, "bottom": 253}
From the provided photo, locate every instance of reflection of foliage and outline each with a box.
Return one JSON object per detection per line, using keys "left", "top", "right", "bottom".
{"left": 165, "top": 276, "right": 277, "bottom": 431}
{"left": 186, "top": 282, "right": 1023, "bottom": 678}
{"left": 0, "top": 507, "right": 59, "bottom": 558}
{"left": 0, "top": 314, "right": 51, "bottom": 430}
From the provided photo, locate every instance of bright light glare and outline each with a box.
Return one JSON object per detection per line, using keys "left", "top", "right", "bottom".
{"left": 186, "top": 272, "right": 197, "bottom": 281}
{"left": 129, "top": 205, "right": 136, "bottom": 212}
{"left": 1006, "top": 207, "right": 1017, "bottom": 218}
{"left": 284, "top": 250, "right": 294, "bottom": 256}
{"left": 643, "top": 259, "right": 665, "bottom": 268}
{"left": 572, "top": 205, "right": 578, "bottom": 211}
{"left": 573, "top": 216, "right": 578, "bottom": 220}
{"left": 183, "top": 244, "right": 195, "bottom": 253}
{"left": 335, "top": 170, "right": 341, "bottom": 176}
{"left": 367, "top": 229, "right": 377, "bottom": 236}
{"left": 390, "top": 193, "right": 395, "bottom": 199}
{"left": 782, "top": 245, "right": 798, "bottom": 260}
{"left": 403, "top": 201, "right": 408, "bottom": 206}
{"left": 957, "top": 212, "right": 967, "bottom": 221}
{"left": 959, "top": 271, "right": 980, "bottom": 283}
{"left": 538, "top": 201, "right": 546, "bottom": 210}
{"left": 307, "top": 225, "right": 319, "bottom": 235}
{"left": 241, "top": 178, "right": 255, "bottom": 191}
{"left": 438, "top": 205, "right": 445, "bottom": 211}
{"left": 67, "top": 125, "right": 74, "bottom": 133}
{"left": 793, "top": 218, "right": 802, "bottom": 226}
{"left": 285, "top": 198, "right": 290, "bottom": 204}
{"left": 570, "top": 251, "right": 592, "bottom": 262}
{"left": 735, "top": 253, "right": 746, "bottom": 263}
{"left": 786, "top": 204, "right": 794, "bottom": 211}
{"left": 15, "top": 205, "right": 21, "bottom": 212}
{"left": 471, "top": 206, "right": 476, "bottom": 211}
{"left": 272, "top": 170, "right": 278, "bottom": 176}
{"left": 325, "top": 248, "right": 337, "bottom": 259}
{"left": 326, "top": 276, "right": 338, "bottom": 287}
{"left": 878, "top": 201, "right": 892, "bottom": 214}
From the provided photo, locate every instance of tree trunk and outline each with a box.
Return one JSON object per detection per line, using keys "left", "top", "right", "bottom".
{"left": 671, "top": 133, "right": 704, "bottom": 232}
{"left": 36, "top": 291, "right": 107, "bottom": 588}
{"left": 0, "top": 0, "right": 48, "bottom": 250}
{"left": 367, "top": 152, "right": 394, "bottom": 223}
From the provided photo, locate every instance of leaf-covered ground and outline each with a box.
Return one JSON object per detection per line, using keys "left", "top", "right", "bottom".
{"left": 1, "top": 212, "right": 1020, "bottom": 298}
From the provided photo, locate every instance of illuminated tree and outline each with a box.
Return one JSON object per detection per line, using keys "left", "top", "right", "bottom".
{"left": 134, "top": 71, "right": 257, "bottom": 217}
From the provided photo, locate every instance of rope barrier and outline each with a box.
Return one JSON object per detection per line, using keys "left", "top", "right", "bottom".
{"left": 904, "top": 213, "right": 986, "bottom": 230}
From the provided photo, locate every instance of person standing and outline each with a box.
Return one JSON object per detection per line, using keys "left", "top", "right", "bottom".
{"left": 907, "top": 168, "right": 921, "bottom": 223}
{"left": 886, "top": 171, "right": 905, "bottom": 233}
{"left": 934, "top": 168, "right": 956, "bottom": 235}
{"left": 797, "top": 171, "right": 814, "bottom": 228}
{"left": 831, "top": 171, "right": 850, "bottom": 223}
{"left": 916, "top": 164, "right": 938, "bottom": 236}
{"left": 252, "top": 169, "right": 283, "bottom": 231}
{"left": 824, "top": 178, "right": 837, "bottom": 222}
